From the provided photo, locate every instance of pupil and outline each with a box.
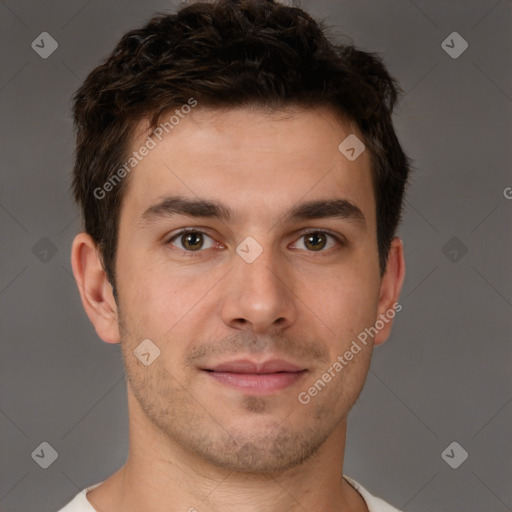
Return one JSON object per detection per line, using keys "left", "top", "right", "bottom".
{"left": 306, "top": 233, "right": 326, "bottom": 251}
{"left": 183, "top": 232, "right": 203, "bottom": 250}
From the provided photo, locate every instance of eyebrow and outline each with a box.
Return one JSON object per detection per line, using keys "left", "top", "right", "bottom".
{"left": 140, "top": 195, "right": 366, "bottom": 228}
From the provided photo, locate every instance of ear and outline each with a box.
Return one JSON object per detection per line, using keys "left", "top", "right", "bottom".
{"left": 70, "top": 232, "right": 121, "bottom": 344}
{"left": 373, "top": 236, "right": 406, "bottom": 346}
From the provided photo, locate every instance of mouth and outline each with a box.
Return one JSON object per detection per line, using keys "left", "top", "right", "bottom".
{"left": 201, "top": 359, "right": 308, "bottom": 395}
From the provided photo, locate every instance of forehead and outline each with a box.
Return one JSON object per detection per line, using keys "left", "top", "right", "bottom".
{"left": 119, "top": 106, "right": 375, "bottom": 230}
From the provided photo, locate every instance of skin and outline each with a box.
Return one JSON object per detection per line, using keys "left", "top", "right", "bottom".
{"left": 71, "top": 105, "right": 405, "bottom": 512}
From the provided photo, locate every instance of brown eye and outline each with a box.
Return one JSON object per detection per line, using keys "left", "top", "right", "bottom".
{"left": 291, "top": 231, "right": 341, "bottom": 252}
{"left": 169, "top": 230, "right": 216, "bottom": 252}
{"left": 181, "top": 232, "right": 204, "bottom": 251}
{"left": 304, "top": 232, "right": 327, "bottom": 251}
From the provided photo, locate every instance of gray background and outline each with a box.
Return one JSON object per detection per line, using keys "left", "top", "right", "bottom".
{"left": 0, "top": 1, "right": 510, "bottom": 511}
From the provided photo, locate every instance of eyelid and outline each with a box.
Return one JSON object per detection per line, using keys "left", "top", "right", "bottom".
{"left": 168, "top": 227, "right": 214, "bottom": 239}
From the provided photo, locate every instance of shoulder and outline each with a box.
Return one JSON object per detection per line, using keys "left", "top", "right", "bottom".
{"left": 55, "top": 482, "right": 103, "bottom": 512}
{"left": 343, "top": 475, "right": 403, "bottom": 512}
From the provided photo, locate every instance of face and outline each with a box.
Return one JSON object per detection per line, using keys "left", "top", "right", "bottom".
{"left": 108, "top": 106, "right": 395, "bottom": 474}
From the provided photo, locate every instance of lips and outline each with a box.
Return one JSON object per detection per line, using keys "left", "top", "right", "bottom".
{"left": 206, "top": 359, "right": 304, "bottom": 374}
{"left": 203, "top": 359, "right": 307, "bottom": 395}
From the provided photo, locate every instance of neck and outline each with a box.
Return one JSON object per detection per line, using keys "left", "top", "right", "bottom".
{"left": 86, "top": 389, "right": 367, "bottom": 512}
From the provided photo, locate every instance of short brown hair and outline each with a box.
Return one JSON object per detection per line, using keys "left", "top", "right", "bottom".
{"left": 71, "top": 0, "right": 411, "bottom": 292}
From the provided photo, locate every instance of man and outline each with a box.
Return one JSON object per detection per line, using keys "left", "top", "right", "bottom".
{"left": 60, "top": 0, "right": 409, "bottom": 510}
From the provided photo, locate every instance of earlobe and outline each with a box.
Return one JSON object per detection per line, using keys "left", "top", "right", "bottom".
{"left": 70, "top": 232, "right": 121, "bottom": 344}
{"left": 373, "top": 237, "right": 406, "bottom": 346}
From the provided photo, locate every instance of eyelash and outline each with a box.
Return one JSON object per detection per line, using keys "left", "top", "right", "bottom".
{"left": 166, "top": 228, "right": 345, "bottom": 255}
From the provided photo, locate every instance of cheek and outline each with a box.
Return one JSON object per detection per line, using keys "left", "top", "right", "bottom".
{"left": 303, "top": 260, "right": 380, "bottom": 341}
{"left": 117, "top": 252, "right": 222, "bottom": 343}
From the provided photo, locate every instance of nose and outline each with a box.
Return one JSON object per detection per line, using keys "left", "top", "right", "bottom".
{"left": 220, "top": 247, "right": 297, "bottom": 334}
